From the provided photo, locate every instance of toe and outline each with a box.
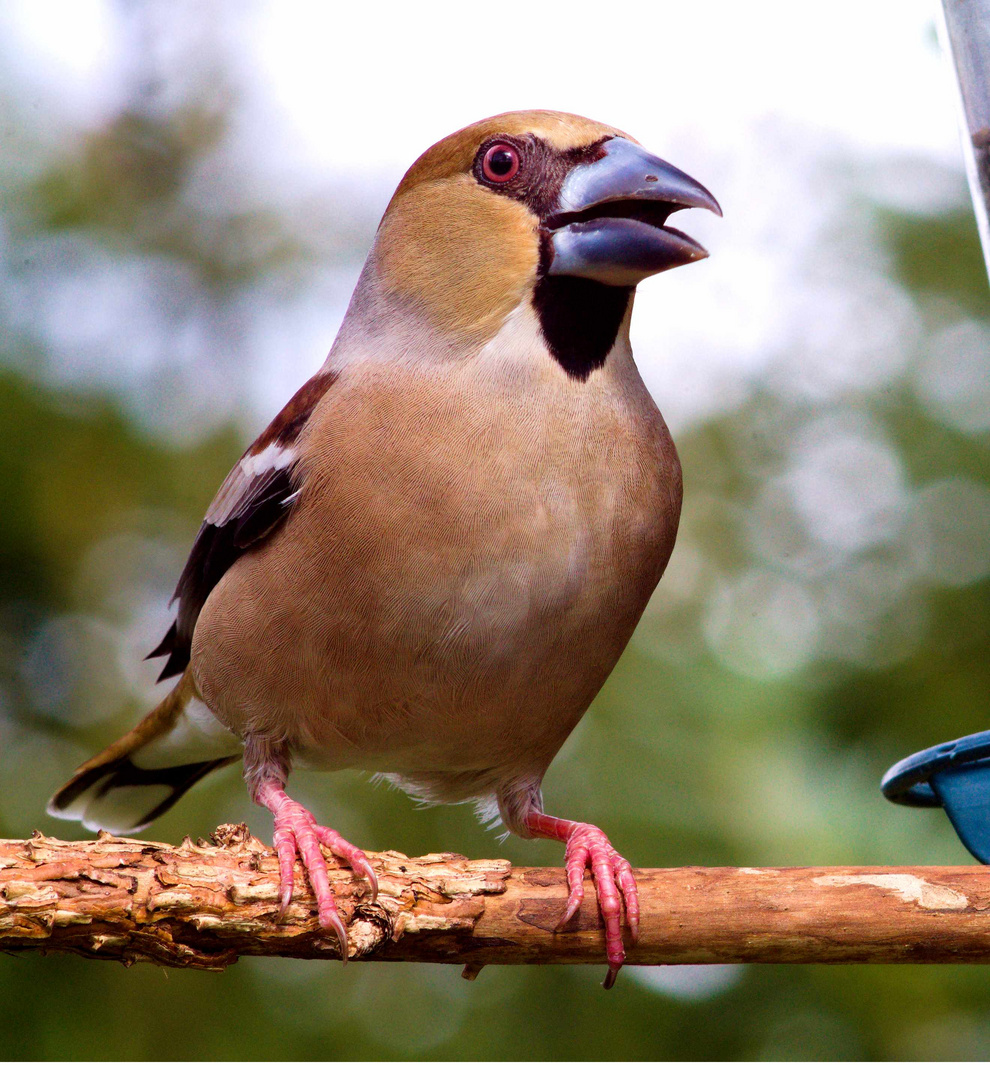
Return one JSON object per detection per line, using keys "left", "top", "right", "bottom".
{"left": 557, "top": 839, "right": 590, "bottom": 930}
{"left": 314, "top": 825, "right": 379, "bottom": 902}
{"left": 615, "top": 856, "right": 640, "bottom": 944}
{"left": 588, "top": 842, "right": 627, "bottom": 976}
{"left": 271, "top": 825, "right": 301, "bottom": 916}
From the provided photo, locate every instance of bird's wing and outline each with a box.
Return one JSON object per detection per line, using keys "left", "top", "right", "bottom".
{"left": 148, "top": 368, "right": 338, "bottom": 680}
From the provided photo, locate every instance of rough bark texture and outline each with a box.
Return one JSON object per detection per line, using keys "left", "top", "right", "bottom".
{"left": 3, "top": 826, "right": 990, "bottom": 971}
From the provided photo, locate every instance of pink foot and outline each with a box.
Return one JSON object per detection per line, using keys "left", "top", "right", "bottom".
{"left": 254, "top": 782, "right": 378, "bottom": 959}
{"left": 526, "top": 812, "right": 639, "bottom": 989}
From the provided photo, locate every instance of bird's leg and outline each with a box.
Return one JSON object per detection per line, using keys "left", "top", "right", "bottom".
{"left": 244, "top": 739, "right": 378, "bottom": 959}
{"left": 524, "top": 811, "right": 639, "bottom": 989}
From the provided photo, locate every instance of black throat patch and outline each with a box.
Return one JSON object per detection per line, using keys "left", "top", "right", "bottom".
{"left": 532, "top": 275, "right": 633, "bottom": 381}
{"left": 472, "top": 132, "right": 633, "bottom": 381}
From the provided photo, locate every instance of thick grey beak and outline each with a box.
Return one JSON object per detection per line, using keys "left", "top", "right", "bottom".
{"left": 547, "top": 137, "right": 721, "bottom": 287}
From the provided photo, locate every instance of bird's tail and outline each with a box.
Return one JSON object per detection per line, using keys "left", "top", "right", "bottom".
{"left": 48, "top": 671, "right": 242, "bottom": 834}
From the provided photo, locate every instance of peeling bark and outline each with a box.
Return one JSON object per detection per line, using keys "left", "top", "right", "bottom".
{"left": 3, "top": 827, "right": 990, "bottom": 970}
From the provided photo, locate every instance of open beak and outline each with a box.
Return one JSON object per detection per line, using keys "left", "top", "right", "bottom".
{"left": 546, "top": 137, "right": 721, "bottom": 287}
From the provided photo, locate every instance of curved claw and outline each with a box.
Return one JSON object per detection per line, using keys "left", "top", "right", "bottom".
{"left": 556, "top": 891, "right": 585, "bottom": 932}
{"left": 323, "top": 909, "right": 350, "bottom": 962}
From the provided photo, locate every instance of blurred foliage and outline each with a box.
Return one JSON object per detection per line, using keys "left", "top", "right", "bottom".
{"left": 878, "top": 206, "right": 990, "bottom": 318}
{"left": 2, "top": 6, "right": 990, "bottom": 1064}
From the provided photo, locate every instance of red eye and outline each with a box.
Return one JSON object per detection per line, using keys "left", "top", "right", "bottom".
{"left": 482, "top": 143, "right": 520, "bottom": 183}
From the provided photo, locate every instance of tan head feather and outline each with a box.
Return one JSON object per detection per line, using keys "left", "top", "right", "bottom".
{"left": 372, "top": 111, "right": 629, "bottom": 349}
{"left": 391, "top": 111, "right": 631, "bottom": 195}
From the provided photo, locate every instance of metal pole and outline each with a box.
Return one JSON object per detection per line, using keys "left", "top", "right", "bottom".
{"left": 938, "top": 0, "right": 990, "bottom": 283}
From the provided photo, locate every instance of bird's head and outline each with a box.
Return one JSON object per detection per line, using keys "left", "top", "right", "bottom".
{"left": 359, "top": 110, "right": 721, "bottom": 379}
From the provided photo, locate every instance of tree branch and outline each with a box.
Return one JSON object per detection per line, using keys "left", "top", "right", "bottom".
{"left": 2, "top": 825, "right": 988, "bottom": 973}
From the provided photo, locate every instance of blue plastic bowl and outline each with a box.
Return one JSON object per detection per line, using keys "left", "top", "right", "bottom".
{"left": 882, "top": 730, "right": 990, "bottom": 864}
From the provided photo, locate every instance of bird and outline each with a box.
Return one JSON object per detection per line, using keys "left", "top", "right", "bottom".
{"left": 49, "top": 110, "right": 720, "bottom": 988}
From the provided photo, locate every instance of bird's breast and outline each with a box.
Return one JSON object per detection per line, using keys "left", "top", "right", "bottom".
{"left": 191, "top": 357, "right": 681, "bottom": 780}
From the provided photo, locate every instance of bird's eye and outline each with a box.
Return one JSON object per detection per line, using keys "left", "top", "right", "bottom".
{"left": 482, "top": 143, "right": 521, "bottom": 183}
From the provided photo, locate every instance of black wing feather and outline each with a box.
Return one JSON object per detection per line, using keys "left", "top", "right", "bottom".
{"left": 148, "top": 369, "right": 336, "bottom": 681}
{"left": 148, "top": 469, "right": 297, "bottom": 681}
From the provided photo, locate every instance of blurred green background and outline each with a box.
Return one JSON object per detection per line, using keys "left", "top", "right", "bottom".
{"left": 2, "top": 0, "right": 990, "bottom": 1063}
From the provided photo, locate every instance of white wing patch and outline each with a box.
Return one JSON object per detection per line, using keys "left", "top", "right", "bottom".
{"left": 206, "top": 442, "right": 300, "bottom": 527}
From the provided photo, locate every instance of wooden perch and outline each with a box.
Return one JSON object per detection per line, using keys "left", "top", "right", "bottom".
{"left": 3, "top": 825, "right": 990, "bottom": 972}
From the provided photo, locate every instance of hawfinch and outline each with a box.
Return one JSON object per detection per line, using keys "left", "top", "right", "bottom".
{"left": 50, "top": 110, "right": 720, "bottom": 987}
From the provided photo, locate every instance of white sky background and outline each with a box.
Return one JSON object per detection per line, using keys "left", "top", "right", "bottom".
{"left": 1, "top": 0, "right": 967, "bottom": 431}
{"left": 0, "top": 0, "right": 966, "bottom": 423}
{"left": 4, "top": 0, "right": 957, "bottom": 168}
{"left": 248, "top": 0, "right": 958, "bottom": 170}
